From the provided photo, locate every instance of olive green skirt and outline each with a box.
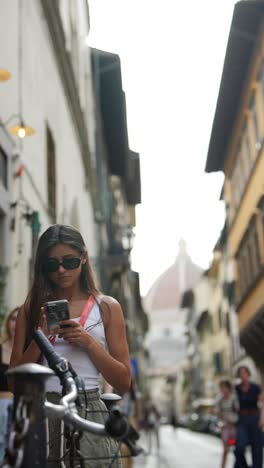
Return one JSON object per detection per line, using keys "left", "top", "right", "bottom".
{"left": 46, "top": 390, "right": 122, "bottom": 468}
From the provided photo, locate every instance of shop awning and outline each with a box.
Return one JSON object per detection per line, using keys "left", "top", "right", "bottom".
{"left": 191, "top": 398, "right": 215, "bottom": 409}
{"left": 125, "top": 150, "right": 141, "bottom": 205}
{"left": 91, "top": 48, "right": 129, "bottom": 178}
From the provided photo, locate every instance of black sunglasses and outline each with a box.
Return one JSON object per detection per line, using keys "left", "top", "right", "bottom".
{"left": 42, "top": 256, "right": 82, "bottom": 273}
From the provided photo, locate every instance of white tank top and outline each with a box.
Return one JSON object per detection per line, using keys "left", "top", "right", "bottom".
{"left": 44, "top": 296, "right": 106, "bottom": 392}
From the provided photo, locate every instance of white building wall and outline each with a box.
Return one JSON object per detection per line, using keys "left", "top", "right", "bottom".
{"left": 144, "top": 306, "right": 187, "bottom": 384}
{"left": 0, "top": 129, "right": 15, "bottom": 310}
{"left": 0, "top": 0, "right": 98, "bottom": 309}
{"left": 58, "top": 0, "right": 97, "bottom": 168}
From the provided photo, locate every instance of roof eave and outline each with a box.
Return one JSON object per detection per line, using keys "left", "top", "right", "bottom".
{"left": 205, "top": 1, "right": 264, "bottom": 174}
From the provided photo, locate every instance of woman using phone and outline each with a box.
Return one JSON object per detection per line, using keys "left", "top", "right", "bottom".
{"left": 9, "top": 224, "right": 131, "bottom": 467}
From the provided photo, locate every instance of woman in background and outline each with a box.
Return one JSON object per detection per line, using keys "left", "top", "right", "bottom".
{"left": 234, "top": 366, "right": 264, "bottom": 468}
{"left": 145, "top": 403, "right": 161, "bottom": 454}
{"left": 119, "top": 380, "right": 142, "bottom": 468}
{"left": 216, "top": 379, "right": 239, "bottom": 468}
{"left": 0, "top": 307, "right": 19, "bottom": 462}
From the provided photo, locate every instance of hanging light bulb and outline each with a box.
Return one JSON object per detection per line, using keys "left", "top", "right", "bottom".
{"left": 9, "top": 119, "right": 35, "bottom": 139}
{"left": 18, "top": 127, "right": 26, "bottom": 138}
{"left": 0, "top": 68, "right": 11, "bottom": 82}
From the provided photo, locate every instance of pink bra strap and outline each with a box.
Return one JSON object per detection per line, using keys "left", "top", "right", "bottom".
{"left": 79, "top": 295, "right": 96, "bottom": 327}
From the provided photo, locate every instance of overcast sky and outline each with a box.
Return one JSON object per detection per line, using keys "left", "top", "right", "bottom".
{"left": 88, "top": 0, "right": 236, "bottom": 296}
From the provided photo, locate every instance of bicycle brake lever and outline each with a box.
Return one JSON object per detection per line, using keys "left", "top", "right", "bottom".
{"left": 34, "top": 330, "right": 71, "bottom": 379}
{"left": 67, "top": 361, "right": 85, "bottom": 392}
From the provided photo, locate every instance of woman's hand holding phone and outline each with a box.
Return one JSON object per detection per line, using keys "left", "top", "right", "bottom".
{"left": 58, "top": 320, "right": 92, "bottom": 348}
{"left": 43, "top": 299, "right": 93, "bottom": 348}
{"left": 45, "top": 299, "right": 70, "bottom": 334}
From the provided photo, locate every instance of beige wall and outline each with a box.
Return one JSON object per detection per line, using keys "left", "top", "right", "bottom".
{"left": 228, "top": 150, "right": 264, "bottom": 255}
{"left": 222, "top": 22, "right": 264, "bottom": 334}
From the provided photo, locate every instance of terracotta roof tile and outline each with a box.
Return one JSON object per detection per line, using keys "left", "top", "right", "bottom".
{"left": 144, "top": 244, "right": 203, "bottom": 312}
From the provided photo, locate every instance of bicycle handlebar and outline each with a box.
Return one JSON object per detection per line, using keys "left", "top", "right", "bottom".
{"left": 44, "top": 377, "right": 107, "bottom": 436}
{"left": 33, "top": 330, "right": 143, "bottom": 454}
{"left": 34, "top": 329, "right": 72, "bottom": 384}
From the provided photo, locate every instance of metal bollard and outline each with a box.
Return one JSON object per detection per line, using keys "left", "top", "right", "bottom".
{"left": 6, "top": 363, "right": 54, "bottom": 468}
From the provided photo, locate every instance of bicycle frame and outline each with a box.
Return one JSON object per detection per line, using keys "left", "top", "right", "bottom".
{"left": 3, "top": 330, "right": 141, "bottom": 468}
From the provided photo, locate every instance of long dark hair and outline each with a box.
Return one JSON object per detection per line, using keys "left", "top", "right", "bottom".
{"left": 23, "top": 224, "right": 100, "bottom": 350}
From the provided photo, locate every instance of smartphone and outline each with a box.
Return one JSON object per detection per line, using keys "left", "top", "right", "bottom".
{"left": 44, "top": 299, "right": 71, "bottom": 333}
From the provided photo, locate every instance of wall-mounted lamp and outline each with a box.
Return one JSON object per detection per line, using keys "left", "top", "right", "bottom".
{"left": 5, "top": 1, "right": 35, "bottom": 140}
{"left": 0, "top": 68, "right": 11, "bottom": 82}
{"left": 9, "top": 120, "right": 35, "bottom": 139}
{"left": 3, "top": 114, "right": 35, "bottom": 139}
{"left": 121, "top": 224, "right": 135, "bottom": 253}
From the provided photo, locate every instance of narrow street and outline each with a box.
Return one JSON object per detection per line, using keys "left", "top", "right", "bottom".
{"left": 134, "top": 426, "right": 235, "bottom": 468}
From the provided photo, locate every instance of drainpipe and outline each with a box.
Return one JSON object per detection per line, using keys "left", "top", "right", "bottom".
{"left": 30, "top": 211, "right": 41, "bottom": 282}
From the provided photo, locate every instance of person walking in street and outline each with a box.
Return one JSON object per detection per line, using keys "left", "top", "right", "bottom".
{"left": 234, "top": 366, "right": 264, "bottom": 468}
{"left": 9, "top": 224, "right": 131, "bottom": 467}
{"left": 216, "top": 379, "right": 239, "bottom": 468}
{"left": 0, "top": 307, "right": 19, "bottom": 463}
{"left": 119, "top": 379, "right": 142, "bottom": 468}
{"left": 145, "top": 403, "right": 161, "bottom": 454}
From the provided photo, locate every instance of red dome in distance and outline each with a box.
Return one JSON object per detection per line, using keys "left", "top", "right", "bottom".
{"left": 144, "top": 240, "right": 203, "bottom": 313}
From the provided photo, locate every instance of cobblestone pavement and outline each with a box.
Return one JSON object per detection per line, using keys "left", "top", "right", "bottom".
{"left": 133, "top": 426, "right": 235, "bottom": 468}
